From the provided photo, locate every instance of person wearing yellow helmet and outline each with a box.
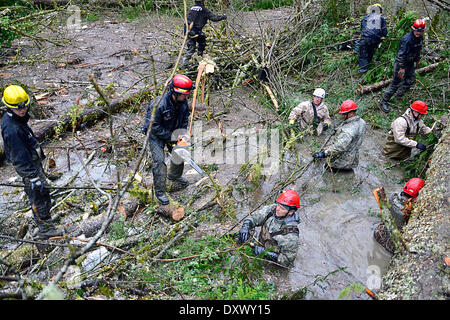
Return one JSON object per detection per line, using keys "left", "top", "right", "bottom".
{"left": 358, "top": 4, "right": 388, "bottom": 73}
{"left": 1, "top": 85, "right": 62, "bottom": 239}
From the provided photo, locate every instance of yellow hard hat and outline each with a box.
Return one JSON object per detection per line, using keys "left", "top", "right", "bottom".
{"left": 1, "top": 85, "right": 31, "bottom": 109}
{"left": 367, "top": 3, "right": 382, "bottom": 13}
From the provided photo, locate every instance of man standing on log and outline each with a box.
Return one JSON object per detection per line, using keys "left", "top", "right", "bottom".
{"left": 181, "top": 0, "right": 227, "bottom": 69}
{"left": 142, "top": 74, "right": 194, "bottom": 206}
{"left": 288, "top": 88, "right": 331, "bottom": 136}
{"left": 237, "top": 189, "right": 301, "bottom": 268}
{"left": 1, "top": 85, "right": 62, "bottom": 239}
{"left": 312, "top": 100, "right": 366, "bottom": 172}
{"left": 383, "top": 100, "right": 432, "bottom": 160}
{"left": 358, "top": 4, "right": 388, "bottom": 73}
{"left": 380, "top": 19, "right": 425, "bottom": 113}
{"left": 374, "top": 178, "right": 424, "bottom": 253}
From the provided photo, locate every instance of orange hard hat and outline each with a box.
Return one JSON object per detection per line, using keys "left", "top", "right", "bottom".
{"left": 276, "top": 189, "right": 300, "bottom": 209}
{"left": 339, "top": 99, "right": 358, "bottom": 113}
{"left": 412, "top": 19, "right": 426, "bottom": 31}
{"left": 403, "top": 178, "right": 425, "bottom": 198}
{"left": 410, "top": 100, "right": 428, "bottom": 115}
{"left": 171, "top": 74, "right": 194, "bottom": 94}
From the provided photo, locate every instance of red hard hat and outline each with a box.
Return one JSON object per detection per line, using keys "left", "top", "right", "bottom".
{"left": 412, "top": 19, "right": 426, "bottom": 31}
{"left": 403, "top": 178, "right": 425, "bottom": 198}
{"left": 276, "top": 189, "right": 300, "bottom": 209}
{"left": 410, "top": 100, "right": 428, "bottom": 114}
{"left": 339, "top": 99, "right": 358, "bottom": 113}
{"left": 172, "top": 74, "right": 194, "bottom": 94}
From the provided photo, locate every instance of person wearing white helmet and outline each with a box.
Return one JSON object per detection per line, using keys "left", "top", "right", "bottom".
{"left": 288, "top": 88, "right": 331, "bottom": 136}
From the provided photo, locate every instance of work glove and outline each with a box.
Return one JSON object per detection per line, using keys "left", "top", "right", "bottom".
{"left": 398, "top": 68, "right": 405, "bottom": 79}
{"left": 253, "top": 246, "right": 279, "bottom": 262}
{"left": 221, "top": 14, "right": 227, "bottom": 20}
{"left": 238, "top": 220, "right": 251, "bottom": 244}
{"left": 312, "top": 151, "right": 326, "bottom": 159}
{"left": 322, "top": 123, "right": 329, "bottom": 131}
{"left": 30, "top": 177, "right": 45, "bottom": 193}
{"left": 416, "top": 60, "right": 421, "bottom": 68}
{"left": 416, "top": 143, "right": 426, "bottom": 151}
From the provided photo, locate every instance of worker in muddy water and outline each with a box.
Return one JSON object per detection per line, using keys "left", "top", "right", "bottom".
{"left": 1, "top": 85, "right": 63, "bottom": 239}
{"left": 374, "top": 178, "right": 425, "bottom": 253}
{"left": 357, "top": 4, "right": 388, "bottom": 73}
{"left": 383, "top": 100, "right": 432, "bottom": 160}
{"left": 237, "top": 189, "right": 300, "bottom": 268}
{"left": 380, "top": 19, "right": 425, "bottom": 113}
{"left": 312, "top": 100, "right": 366, "bottom": 172}
{"left": 288, "top": 88, "right": 331, "bottom": 136}
{"left": 181, "top": 0, "right": 227, "bottom": 69}
{"left": 142, "top": 74, "right": 194, "bottom": 206}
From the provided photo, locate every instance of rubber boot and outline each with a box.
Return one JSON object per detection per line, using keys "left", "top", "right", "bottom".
{"left": 36, "top": 219, "right": 63, "bottom": 239}
{"left": 153, "top": 166, "right": 169, "bottom": 206}
{"left": 167, "top": 161, "right": 188, "bottom": 192}
{"left": 380, "top": 100, "right": 391, "bottom": 113}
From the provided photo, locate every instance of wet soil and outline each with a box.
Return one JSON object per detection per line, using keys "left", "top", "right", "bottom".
{"left": 0, "top": 7, "right": 407, "bottom": 299}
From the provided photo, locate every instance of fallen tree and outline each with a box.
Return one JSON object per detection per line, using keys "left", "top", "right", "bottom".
{"left": 356, "top": 62, "right": 440, "bottom": 95}
{"left": 377, "top": 120, "right": 449, "bottom": 300}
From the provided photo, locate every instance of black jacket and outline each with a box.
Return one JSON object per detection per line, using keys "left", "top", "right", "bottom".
{"left": 186, "top": 2, "right": 226, "bottom": 34}
{"left": 361, "top": 13, "right": 388, "bottom": 42}
{"left": 395, "top": 31, "right": 422, "bottom": 68}
{"left": 1, "top": 112, "right": 42, "bottom": 179}
{"left": 142, "top": 92, "right": 190, "bottom": 142}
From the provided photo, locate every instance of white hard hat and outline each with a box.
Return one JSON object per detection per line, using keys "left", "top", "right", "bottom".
{"left": 313, "top": 88, "right": 326, "bottom": 99}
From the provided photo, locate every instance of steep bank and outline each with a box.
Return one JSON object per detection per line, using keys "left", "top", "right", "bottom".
{"left": 378, "top": 122, "right": 449, "bottom": 300}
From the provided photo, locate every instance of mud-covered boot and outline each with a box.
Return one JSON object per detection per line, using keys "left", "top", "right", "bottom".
{"left": 153, "top": 167, "right": 169, "bottom": 206}
{"left": 36, "top": 219, "right": 63, "bottom": 239}
{"left": 380, "top": 100, "right": 391, "bottom": 113}
{"left": 168, "top": 161, "right": 188, "bottom": 192}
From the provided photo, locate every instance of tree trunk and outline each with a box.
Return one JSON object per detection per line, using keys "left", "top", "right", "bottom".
{"left": 356, "top": 63, "right": 440, "bottom": 95}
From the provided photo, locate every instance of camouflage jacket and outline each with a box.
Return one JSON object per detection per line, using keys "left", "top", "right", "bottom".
{"left": 324, "top": 115, "right": 366, "bottom": 169}
{"left": 244, "top": 204, "right": 300, "bottom": 267}
{"left": 288, "top": 100, "right": 331, "bottom": 134}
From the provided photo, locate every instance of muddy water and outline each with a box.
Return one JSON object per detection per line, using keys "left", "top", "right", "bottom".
{"left": 238, "top": 127, "right": 404, "bottom": 299}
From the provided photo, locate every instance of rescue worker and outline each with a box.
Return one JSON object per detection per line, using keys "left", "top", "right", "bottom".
{"left": 383, "top": 100, "right": 431, "bottom": 160}
{"left": 181, "top": 0, "right": 227, "bottom": 69}
{"left": 358, "top": 4, "right": 388, "bottom": 73}
{"left": 312, "top": 100, "right": 366, "bottom": 171}
{"left": 288, "top": 88, "right": 331, "bottom": 136}
{"left": 1, "top": 85, "right": 62, "bottom": 239}
{"left": 237, "top": 189, "right": 300, "bottom": 268}
{"left": 142, "top": 74, "right": 194, "bottom": 206}
{"left": 374, "top": 178, "right": 424, "bottom": 253}
{"left": 380, "top": 19, "right": 425, "bottom": 112}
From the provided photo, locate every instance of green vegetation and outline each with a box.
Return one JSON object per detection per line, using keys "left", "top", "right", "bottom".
{"left": 134, "top": 235, "right": 276, "bottom": 299}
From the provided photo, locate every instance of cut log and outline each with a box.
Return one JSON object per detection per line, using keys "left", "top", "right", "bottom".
{"left": 154, "top": 194, "right": 185, "bottom": 222}
{"left": 356, "top": 63, "right": 440, "bottom": 95}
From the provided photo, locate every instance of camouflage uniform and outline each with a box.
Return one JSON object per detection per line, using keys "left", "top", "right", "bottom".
{"left": 374, "top": 193, "right": 411, "bottom": 253}
{"left": 244, "top": 204, "right": 300, "bottom": 268}
{"left": 323, "top": 115, "right": 366, "bottom": 170}
{"left": 288, "top": 100, "right": 331, "bottom": 135}
{"left": 383, "top": 108, "right": 432, "bottom": 160}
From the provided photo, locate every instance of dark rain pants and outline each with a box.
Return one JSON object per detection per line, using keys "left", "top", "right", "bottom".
{"left": 382, "top": 62, "right": 416, "bottom": 103}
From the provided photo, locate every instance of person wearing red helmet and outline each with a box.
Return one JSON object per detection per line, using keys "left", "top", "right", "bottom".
{"left": 383, "top": 100, "right": 432, "bottom": 160}
{"left": 380, "top": 19, "right": 425, "bottom": 112}
{"left": 312, "top": 100, "right": 366, "bottom": 172}
{"left": 237, "top": 189, "right": 301, "bottom": 267}
{"left": 142, "top": 74, "right": 195, "bottom": 205}
{"left": 374, "top": 178, "right": 425, "bottom": 253}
